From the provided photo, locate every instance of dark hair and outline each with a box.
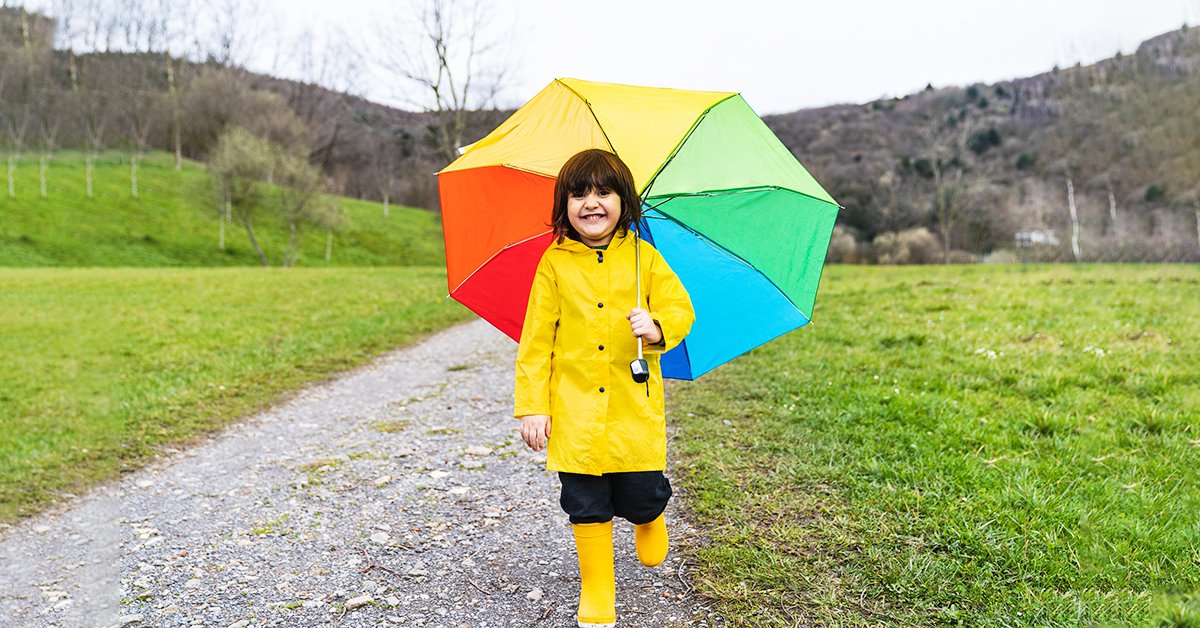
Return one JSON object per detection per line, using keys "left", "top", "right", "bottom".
{"left": 551, "top": 149, "right": 642, "bottom": 243}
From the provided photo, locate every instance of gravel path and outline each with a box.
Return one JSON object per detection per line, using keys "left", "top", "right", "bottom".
{"left": 0, "top": 320, "right": 723, "bottom": 628}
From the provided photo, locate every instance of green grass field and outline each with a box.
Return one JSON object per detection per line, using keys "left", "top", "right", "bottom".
{"left": 671, "top": 264, "right": 1200, "bottom": 625}
{"left": 4, "top": 177, "right": 1198, "bottom": 627}
{"left": 0, "top": 151, "right": 445, "bottom": 267}
{"left": 0, "top": 267, "right": 472, "bottom": 522}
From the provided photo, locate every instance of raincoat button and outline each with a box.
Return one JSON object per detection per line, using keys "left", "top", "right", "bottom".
{"left": 597, "top": 302, "right": 604, "bottom": 308}
{"left": 598, "top": 345, "right": 604, "bottom": 350}
{"left": 599, "top": 387, "right": 605, "bottom": 393}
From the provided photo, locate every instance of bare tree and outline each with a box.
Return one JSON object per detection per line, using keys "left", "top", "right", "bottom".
{"left": 60, "top": 0, "right": 117, "bottom": 198}
{"left": 78, "top": 64, "right": 109, "bottom": 198}
{"left": 104, "top": 0, "right": 167, "bottom": 198}
{"left": 33, "top": 79, "right": 61, "bottom": 199}
{"left": 922, "top": 112, "right": 976, "bottom": 262}
{"left": 371, "top": 129, "right": 398, "bottom": 217}
{"left": 49, "top": 0, "right": 80, "bottom": 87}
{"left": 1043, "top": 101, "right": 1107, "bottom": 262}
{"left": 0, "top": 10, "right": 37, "bottom": 200}
{"left": 201, "top": 0, "right": 263, "bottom": 68}
{"left": 1100, "top": 173, "right": 1122, "bottom": 246}
{"left": 316, "top": 195, "right": 347, "bottom": 261}
{"left": 282, "top": 25, "right": 361, "bottom": 177}
{"left": 373, "top": 0, "right": 508, "bottom": 166}
{"left": 1064, "top": 169, "right": 1081, "bottom": 261}
{"left": 154, "top": 0, "right": 195, "bottom": 171}
{"left": 123, "top": 67, "right": 158, "bottom": 199}
{"left": 274, "top": 147, "right": 324, "bottom": 267}
{"left": 16, "top": 12, "right": 61, "bottom": 200}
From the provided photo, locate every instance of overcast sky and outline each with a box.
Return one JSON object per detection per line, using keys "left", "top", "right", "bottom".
{"left": 266, "top": 0, "right": 1196, "bottom": 114}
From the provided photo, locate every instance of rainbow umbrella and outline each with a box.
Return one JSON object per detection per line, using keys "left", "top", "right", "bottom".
{"left": 437, "top": 78, "right": 839, "bottom": 380}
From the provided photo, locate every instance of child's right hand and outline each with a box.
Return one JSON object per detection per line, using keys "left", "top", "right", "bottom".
{"left": 519, "top": 414, "right": 552, "bottom": 452}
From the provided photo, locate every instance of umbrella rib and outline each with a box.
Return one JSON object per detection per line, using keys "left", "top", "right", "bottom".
{"left": 646, "top": 206, "right": 810, "bottom": 319}
{"left": 640, "top": 94, "right": 739, "bottom": 199}
{"left": 648, "top": 185, "right": 843, "bottom": 211}
{"left": 448, "top": 229, "right": 553, "bottom": 294}
{"left": 644, "top": 211, "right": 758, "bottom": 273}
{"left": 443, "top": 163, "right": 559, "bottom": 180}
{"left": 555, "top": 79, "right": 618, "bottom": 155}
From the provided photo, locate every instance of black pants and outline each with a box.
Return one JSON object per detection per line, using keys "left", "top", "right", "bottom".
{"left": 559, "top": 471, "right": 672, "bottom": 525}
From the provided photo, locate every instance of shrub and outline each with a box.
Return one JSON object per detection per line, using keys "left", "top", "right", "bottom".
{"left": 873, "top": 228, "right": 943, "bottom": 264}
{"left": 826, "top": 225, "right": 859, "bottom": 263}
{"left": 984, "top": 249, "right": 1021, "bottom": 264}
{"left": 945, "top": 250, "right": 981, "bottom": 264}
{"left": 873, "top": 231, "right": 900, "bottom": 264}
{"left": 913, "top": 158, "right": 935, "bottom": 179}
{"left": 899, "top": 228, "right": 943, "bottom": 264}
{"left": 1015, "top": 153, "right": 1037, "bottom": 170}
{"left": 1145, "top": 184, "right": 1168, "bottom": 203}
{"left": 968, "top": 128, "right": 1002, "bottom": 155}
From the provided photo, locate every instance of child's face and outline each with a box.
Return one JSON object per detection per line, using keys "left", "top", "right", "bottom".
{"left": 567, "top": 187, "right": 622, "bottom": 247}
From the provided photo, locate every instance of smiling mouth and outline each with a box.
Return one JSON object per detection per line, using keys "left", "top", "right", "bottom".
{"left": 580, "top": 213, "right": 607, "bottom": 223}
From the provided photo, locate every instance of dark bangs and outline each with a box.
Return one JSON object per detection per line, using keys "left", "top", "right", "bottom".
{"left": 551, "top": 149, "right": 643, "bottom": 242}
{"left": 560, "top": 152, "right": 623, "bottom": 197}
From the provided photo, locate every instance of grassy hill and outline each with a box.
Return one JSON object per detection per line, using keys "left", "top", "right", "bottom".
{"left": 0, "top": 151, "right": 446, "bottom": 267}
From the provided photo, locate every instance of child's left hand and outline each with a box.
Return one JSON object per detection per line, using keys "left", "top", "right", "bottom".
{"left": 626, "top": 308, "right": 663, "bottom": 345}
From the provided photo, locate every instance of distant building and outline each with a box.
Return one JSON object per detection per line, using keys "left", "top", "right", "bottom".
{"left": 1015, "top": 229, "right": 1061, "bottom": 248}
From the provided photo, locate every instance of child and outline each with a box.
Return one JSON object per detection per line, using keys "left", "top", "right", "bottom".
{"left": 513, "top": 148, "right": 695, "bottom": 627}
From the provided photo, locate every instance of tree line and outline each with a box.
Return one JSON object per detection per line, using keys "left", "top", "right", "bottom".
{"left": 0, "top": 0, "right": 507, "bottom": 266}
{"left": 7, "top": 2, "right": 1196, "bottom": 264}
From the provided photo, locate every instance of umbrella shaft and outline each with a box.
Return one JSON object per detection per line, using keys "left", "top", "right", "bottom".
{"left": 636, "top": 223, "right": 643, "bottom": 360}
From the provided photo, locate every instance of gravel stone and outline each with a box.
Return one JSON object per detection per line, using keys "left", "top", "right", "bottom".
{"left": 346, "top": 594, "right": 374, "bottom": 610}
{"left": 0, "top": 321, "right": 723, "bottom": 627}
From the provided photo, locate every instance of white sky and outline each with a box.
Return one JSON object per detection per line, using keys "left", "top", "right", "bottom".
{"left": 263, "top": 0, "right": 1197, "bottom": 114}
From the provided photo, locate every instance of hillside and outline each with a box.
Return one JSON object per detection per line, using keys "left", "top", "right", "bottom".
{"left": 6, "top": 4, "right": 1199, "bottom": 263}
{"left": 0, "top": 6, "right": 506, "bottom": 213}
{"left": 765, "top": 27, "right": 1200, "bottom": 262}
{"left": 0, "top": 152, "right": 446, "bottom": 267}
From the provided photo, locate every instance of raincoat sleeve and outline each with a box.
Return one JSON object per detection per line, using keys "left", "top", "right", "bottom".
{"left": 644, "top": 248, "right": 694, "bottom": 355}
{"left": 513, "top": 254, "right": 559, "bottom": 418}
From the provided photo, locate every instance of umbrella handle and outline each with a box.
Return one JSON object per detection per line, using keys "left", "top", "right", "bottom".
{"left": 630, "top": 222, "right": 650, "bottom": 385}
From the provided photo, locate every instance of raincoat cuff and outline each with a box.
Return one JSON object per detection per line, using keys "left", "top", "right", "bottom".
{"left": 643, "top": 318, "right": 668, "bottom": 354}
{"left": 514, "top": 405, "right": 550, "bottom": 419}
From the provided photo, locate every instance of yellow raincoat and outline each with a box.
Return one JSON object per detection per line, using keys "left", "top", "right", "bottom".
{"left": 513, "top": 229, "right": 694, "bottom": 476}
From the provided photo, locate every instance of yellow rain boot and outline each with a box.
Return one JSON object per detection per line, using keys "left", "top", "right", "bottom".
{"left": 572, "top": 520, "right": 616, "bottom": 627}
{"left": 634, "top": 513, "right": 668, "bottom": 567}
